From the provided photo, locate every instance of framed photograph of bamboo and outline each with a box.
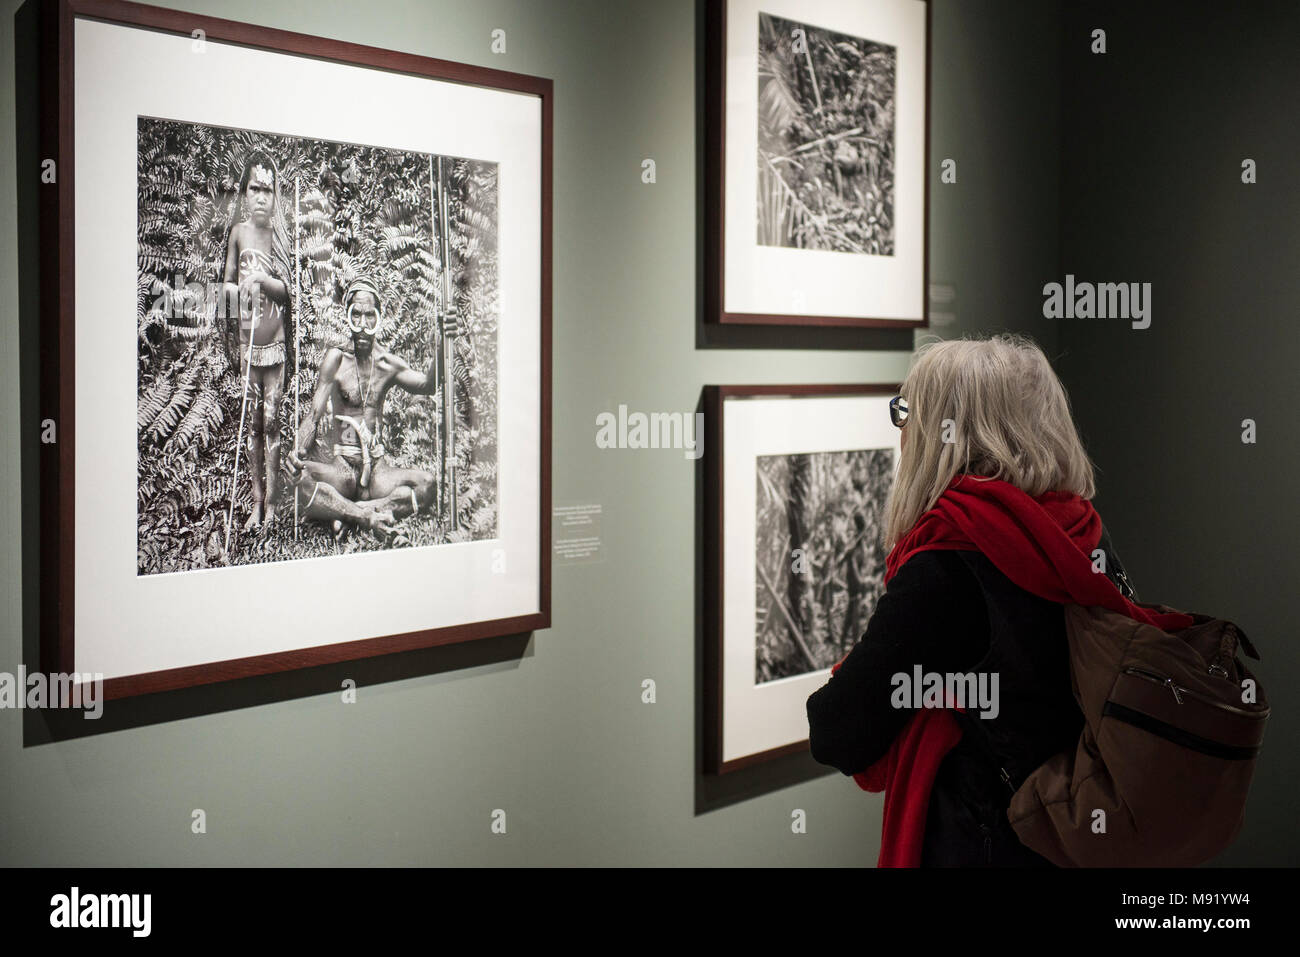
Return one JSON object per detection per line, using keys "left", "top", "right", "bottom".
{"left": 703, "top": 385, "right": 900, "bottom": 772}
{"left": 704, "top": 0, "right": 930, "bottom": 327}
{"left": 40, "top": 0, "right": 551, "bottom": 699}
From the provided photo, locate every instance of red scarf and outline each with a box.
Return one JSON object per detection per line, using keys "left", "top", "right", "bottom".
{"left": 831, "top": 475, "right": 1194, "bottom": 867}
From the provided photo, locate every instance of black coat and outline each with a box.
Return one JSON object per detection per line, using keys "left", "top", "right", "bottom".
{"left": 806, "top": 534, "right": 1132, "bottom": 867}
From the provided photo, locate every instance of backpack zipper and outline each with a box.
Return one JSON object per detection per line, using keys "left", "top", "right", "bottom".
{"left": 1121, "top": 666, "right": 1265, "bottom": 717}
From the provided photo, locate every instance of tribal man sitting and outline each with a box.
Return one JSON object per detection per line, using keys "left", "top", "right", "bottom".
{"left": 285, "top": 277, "right": 445, "bottom": 538}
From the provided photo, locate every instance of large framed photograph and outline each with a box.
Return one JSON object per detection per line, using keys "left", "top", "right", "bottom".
{"left": 705, "top": 0, "right": 930, "bottom": 326}
{"left": 41, "top": 0, "right": 551, "bottom": 698}
{"left": 704, "top": 385, "right": 900, "bottom": 772}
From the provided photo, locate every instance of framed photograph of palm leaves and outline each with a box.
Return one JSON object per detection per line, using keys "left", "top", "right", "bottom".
{"left": 41, "top": 0, "right": 551, "bottom": 699}
{"left": 705, "top": 0, "right": 930, "bottom": 327}
{"left": 703, "top": 385, "right": 900, "bottom": 773}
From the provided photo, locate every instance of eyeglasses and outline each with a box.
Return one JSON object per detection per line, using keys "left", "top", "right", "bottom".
{"left": 889, "top": 395, "right": 909, "bottom": 429}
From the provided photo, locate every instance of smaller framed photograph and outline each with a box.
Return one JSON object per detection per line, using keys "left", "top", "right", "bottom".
{"left": 705, "top": 0, "right": 930, "bottom": 326}
{"left": 704, "top": 384, "right": 901, "bottom": 773}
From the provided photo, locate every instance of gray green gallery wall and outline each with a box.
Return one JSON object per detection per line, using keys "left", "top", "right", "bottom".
{"left": 3, "top": 0, "right": 1066, "bottom": 865}
{"left": 1056, "top": 0, "right": 1298, "bottom": 865}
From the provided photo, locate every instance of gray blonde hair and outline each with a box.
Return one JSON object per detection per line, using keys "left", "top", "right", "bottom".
{"left": 883, "top": 333, "right": 1096, "bottom": 550}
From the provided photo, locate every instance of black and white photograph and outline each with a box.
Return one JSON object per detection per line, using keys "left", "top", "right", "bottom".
{"left": 707, "top": 386, "right": 900, "bottom": 771}
{"left": 14, "top": 0, "right": 1293, "bottom": 889}
{"left": 136, "top": 117, "right": 500, "bottom": 576}
{"left": 756, "top": 12, "right": 897, "bottom": 255}
{"left": 754, "top": 447, "right": 893, "bottom": 682}
{"left": 54, "top": 7, "right": 547, "bottom": 697}
{"left": 709, "top": 0, "right": 928, "bottom": 325}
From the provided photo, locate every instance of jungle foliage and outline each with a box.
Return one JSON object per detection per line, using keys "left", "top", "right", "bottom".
{"left": 136, "top": 118, "right": 499, "bottom": 575}
{"left": 757, "top": 12, "right": 897, "bottom": 255}
{"left": 754, "top": 448, "right": 894, "bottom": 683}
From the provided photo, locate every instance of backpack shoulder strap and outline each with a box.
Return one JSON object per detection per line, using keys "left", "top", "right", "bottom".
{"left": 1097, "top": 522, "right": 1137, "bottom": 600}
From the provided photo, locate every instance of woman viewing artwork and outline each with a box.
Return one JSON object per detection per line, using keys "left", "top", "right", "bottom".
{"left": 807, "top": 334, "right": 1157, "bottom": 866}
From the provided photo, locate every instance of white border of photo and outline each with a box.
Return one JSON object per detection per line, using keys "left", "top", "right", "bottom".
{"left": 723, "top": 0, "right": 927, "bottom": 320}
{"left": 721, "top": 392, "right": 900, "bottom": 764}
{"left": 74, "top": 19, "right": 541, "bottom": 680}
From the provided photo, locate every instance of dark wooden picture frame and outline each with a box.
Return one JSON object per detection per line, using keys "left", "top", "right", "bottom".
{"left": 704, "top": 0, "right": 931, "bottom": 327}
{"left": 704, "top": 383, "right": 900, "bottom": 773}
{"left": 40, "top": 0, "right": 552, "bottom": 700}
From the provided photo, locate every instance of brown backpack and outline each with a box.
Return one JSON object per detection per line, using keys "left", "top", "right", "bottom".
{"left": 1005, "top": 603, "right": 1269, "bottom": 867}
